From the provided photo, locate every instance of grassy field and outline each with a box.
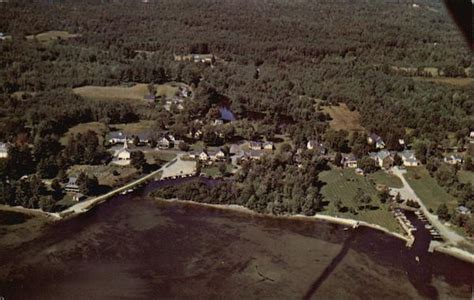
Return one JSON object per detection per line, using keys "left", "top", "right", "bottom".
{"left": 146, "top": 151, "right": 177, "bottom": 165}
{"left": 321, "top": 103, "right": 365, "bottom": 132}
{"left": 26, "top": 31, "right": 80, "bottom": 42}
{"left": 60, "top": 122, "right": 108, "bottom": 145}
{"left": 368, "top": 170, "right": 403, "bottom": 188}
{"left": 413, "top": 77, "right": 474, "bottom": 87}
{"left": 319, "top": 168, "right": 402, "bottom": 233}
{"left": 202, "top": 163, "right": 235, "bottom": 177}
{"left": 73, "top": 83, "right": 180, "bottom": 102}
{"left": 458, "top": 170, "right": 474, "bottom": 185}
{"left": 68, "top": 164, "right": 137, "bottom": 187}
{"left": 110, "top": 120, "right": 155, "bottom": 135}
{"left": 404, "top": 167, "right": 458, "bottom": 211}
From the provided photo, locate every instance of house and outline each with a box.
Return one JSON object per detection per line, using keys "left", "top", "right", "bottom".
{"left": 73, "top": 193, "right": 86, "bottom": 202}
{"left": 367, "top": 133, "right": 385, "bottom": 149}
{"left": 208, "top": 149, "right": 226, "bottom": 161}
{"left": 157, "top": 136, "right": 172, "bottom": 149}
{"left": 263, "top": 142, "right": 274, "bottom": 150}
{"left": 469, "top": 131, "right": 474, "bottom": 144}
{"left": 398, "top": 150, "right": 419, "bottom": 167}
{"left": 243, "top": 150, "right": 265, "bottom": 161}
{"left": 444, "top": 154, "right": 463, "bottom": 165}
{"left": 113, "top": 142, "right": 132, "bottom": 165}
{"left": 342, "top": 154, "right": 358, "bottom": 168}
{"left": 370, "top": 150, "right": 394, "bottom": 169}
{"left": 307, "top": 140, "right": 327, "bottom": 155}
{"left": 213, "top": 119, "right": 224, "bottom": 126}
{"left": 399, "top": 139, "right": 405, "bottom": 148}
{"left": 131, "top": 132, "right": 152, "bottom": 145}
{"left": 199, "top": 151, "right": 210, "bottom": 161}
{"left": 457, "top": 206, "right": 471, "bottom": 215}
{"left": 355, "top": 168, "right": 365, "bottom": 176}
{"left": 192, "top": 54, "right": 214, "bottom": 63}
{"left": 229, "top": 144, "right": 241, "bottom": 155}
{"left": 108, "top": 131, "right": 128, "bottom": 144}
{"left": 249, "top": 141, "right": 262, "bottom": 150}
{"left": 0, "top": 142, "right": 8, "bottom": 158}
{"left": 65, "top": 177, "right": 80, "bottom": 193}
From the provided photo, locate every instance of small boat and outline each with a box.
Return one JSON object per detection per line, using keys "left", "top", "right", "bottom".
{"left": 425, "top": 224, "right": 433, "bottom": 229}
{"left": 127, "top": 189, "right": 134, "bottom": 193}
{"left": 415, "top": 256, "right": 420, "bottom": 262}
{"left": 343, "top": 227, "right": 349, "bottom": 231}
{"left": 120, "top": 191, "right": 127, "bottom": 195}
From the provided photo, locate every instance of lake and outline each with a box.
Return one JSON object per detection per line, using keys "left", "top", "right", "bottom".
{"left": 0, "top": 194, "right": 472, "bottom": 299}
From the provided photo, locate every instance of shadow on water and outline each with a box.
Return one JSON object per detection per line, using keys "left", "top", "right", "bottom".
{"left": 303, "top": 232, "right": 357, "bottom": 300}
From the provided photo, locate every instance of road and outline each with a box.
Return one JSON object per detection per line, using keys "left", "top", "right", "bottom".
{"left": 390, "top": 167, "right": 465, "bottom": 245}
{"left": 61, "top": 153, "right": 195, "bottom": 217}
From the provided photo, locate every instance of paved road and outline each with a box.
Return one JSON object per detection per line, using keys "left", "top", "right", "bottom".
{"left": 390, "top": 167, "right": 465, "bottom": 245}
{"left": 61, "top": 153, "right": 195, "bottom": 217}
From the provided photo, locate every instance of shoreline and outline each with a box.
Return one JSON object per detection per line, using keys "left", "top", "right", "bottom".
{"left": 162, "top": 198, "right": 412, "bottom": 243}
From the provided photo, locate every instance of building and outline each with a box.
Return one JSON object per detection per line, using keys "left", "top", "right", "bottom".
{"left": 113, "top": 141, "right": 132, "bottom": 165}
{"left": 444, "top": 154, "right": 463, "bottom": 165}
{"left": 73, "top": 193, "right": 86, "bottom": 202}
{"left": 208, "top": 149, "right": 226, "bottom": 161}
{"left": 0, "top": 142, "right": 8, "bottom": 158}
{"left": 229, "top": 144, "right": 241, "bottom": 155}
{"left": 398, "top": 150, "right": 419, "bottom": 167}
{"left": 249, "top": 141, "right": 262, "bottom": 150}
{"left": 263, "top": 142, "right": 274, "bottom": 150}
{"left": 242, "top": 150, "right": 265, "bottom": 161}
{"left": 370, "top": 150, "right": 393, "bottom": 169}
{"left": 199, "top": 151, "right": 210, "bottom": 161}
{"left": 65, "top": 177, "right": 80, "bottom": 193}
{"left": 174, "top": 54, "right": 214, "bottom": 64}
{"left": 457, "top": 206, "right": 471, "bottom": 215}
{"left": 355, "top": 168, "right": 365, "bottom": 176}
{"left": 307, "top": 140, "right": 327, "bottom": 155}
{"left": 342, "top": 154, "right": 358, "bottom": 168}
{"left": 367, "top": 133, "right": 385, "bottom": 149}
{"left": 157, "top": 136, "right": 172, "bottom": 149}
{"left": 213, "top": 119, "right": 224, "bottom": 126}
{"left": 108, "top": 131, "right": 128, "bottom": 145}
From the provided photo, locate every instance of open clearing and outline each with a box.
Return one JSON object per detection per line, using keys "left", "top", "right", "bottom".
{"left": 73, "top": 83, "right": 181, "bottom": 102}
{"left": 321, "top": 103, "right": 365, "bottom": 132}
{"left": 404, "top": 167, "right": 458, "bottom": 211}
{"left": 458, "top": 170, "right": 474, "bottom": 185}
{"left": 368, "top": 170, "right": 403, "bottom": 188}
{"left": 413, "top": 77, "right": 474, "bottom": 87}
{"left": 60, "top": 122, "right": 108, "bottom": 145}
{"left": 26, "top": 31, "right": 81, "bottom": 42}
{"left": 67, "top": 164, "right": 137, "bottom": 188}
{"left": 110, "top": 120, "right": 155, "bottom": 135}
{"left": 319, "top": 168, "right": 402, "bottom": 233}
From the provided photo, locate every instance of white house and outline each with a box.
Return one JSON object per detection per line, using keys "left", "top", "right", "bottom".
{"left": 249, "top": 141, "right": 262, "bottom": 150}
{"left": 0, "top": 142, "right": 8, "bottom": 158}
{"left": 342, "top": 154, "right": 358, "bottom": 168}
{"left": 199, "top": 151, "right": 210, "bottom": 161}
{"left": 263, "top": 142, "right": 274, "bottom": 150}
{"left": 157, "top": 136, "right": 172, "bottom": 149}
{"left": 398, "top": 150, "right": 419, "bottom": 167}
{"left": 113, "top": 141, "right": 132, "bottom": 165}
{"left": 65, "top": 177, "right": 80, "bottom": 193}
{"left": 108, "top": 131, "right": 128, "bottom": 144}
{"left": 307, "top": 140, "right": 327, "bottom": 155}
{"left": 444, "top": 154, "right": 463, "bottom": 165}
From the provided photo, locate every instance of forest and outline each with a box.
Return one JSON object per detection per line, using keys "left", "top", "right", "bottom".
{"left": 0, "top": 0, "right": 472, "bottom": 212}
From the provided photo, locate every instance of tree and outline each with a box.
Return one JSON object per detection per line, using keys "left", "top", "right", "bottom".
{"left": 51, "top": 178, "right": 63, "bottom": 200}
{"left": 395, "top": 192, "right": 402, "bottom": 203}
{"left": 218, "top": 163, "right": 227, "bottom": 177}
{"left": 378, "top": 189, "right": 390, "bottom": 204}
{"left": 358, "top": 156, "right": 378, "bottom": 174}
{"left": 436, "top": 204, "right": 450, "bottom": 221}
{"left": 131, "top": 150, "right": 146, "bottom": 171}
{"left": 178, "top": 141, "right": 190, "bottom": 152}
{"left": 354, "top": 188, "right": 372, "bottom": 210}
{"left": 393, "top": 153, "right": 403, "bottom": 166}
{"left": 335, "top": 199, "right": 344, "bottom": 212}
{"left": 334, "top": 152, "right": 343, "bottom": 167}
{"left": 464, "top": 156, "right": 473, "bottom": 171}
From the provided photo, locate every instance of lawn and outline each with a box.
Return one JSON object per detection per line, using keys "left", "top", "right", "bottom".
{"left": 26, "top": 31, "right": 80, "bottom": 43}
{"left": 319, "top": 168, "right": 402, "bottom": 233}
{"left": 320, "top": 103, "right": 365, "bottom": 132}
{"left": 67, "top": 164, "right": 137, "bottom": 187}
{"left": 73, "top": 83, "right": 181, "bottom": 102}
{"left": 368, "top": 170, "right": 403, "bottom": 188}
{"left": 146, "top": 151, "right": 177, "bottom": 164}
{"left": 202, "top": 163, "right": 235, "bottom": 178}
{"left": 110, "top": 120, "right": 155, "bottom": 135}
{"left": 404, "top": 167, "right": 458, "bottom": 211}
{"left": 458, "top": 170, "right": 474, "bottom": 185}
{"left": 60, "top": 122, "right": 108, "bottom": 145}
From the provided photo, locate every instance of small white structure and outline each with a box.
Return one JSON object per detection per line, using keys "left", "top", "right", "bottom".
{"left": 398, "top": 150, "right": 419, "bottom": 167}
{"left": 457, "top": 206, "right": 471, "bottom": 215}
{"left": 263, "top": 142, "right": 274, "bottom": 150}
{"left": 158, "top": 136, "right": 172, "bottom": 149}
{"left": 369, "top": 150, "right": 393, "bottom": 169}
{"left": 73, "top": 193, "right": 86, "bottom": 202}
{"left": 0, "top": 142, "right": 8, "bottom": 158}
{"left": 113, "top": 141, "right": 132, "bottom": 165}
{"left": 213, "top": 119, "right": 224, "bottom": 126}
{"left": 444, "top": 154, "right": 463, "bottom": 165}
{"left": 249, "top": 141, "right": 262, "bottom": 150}
{"left": 342, "top": 154, "right": 358, "bottom": 168}
{"left": 108, "top": 131, "right": 128, "bottom": 144}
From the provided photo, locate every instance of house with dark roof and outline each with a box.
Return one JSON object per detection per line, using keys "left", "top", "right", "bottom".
{"left": 370, "top": 150, "right": 393, "bottom": 169}
{"left": 108, "top": 131, "right": 128, "bottom": 145}
{"left": 367, "top": 133, "right": 385, "bottom": 149}
{"left": 65, "top": 177, "right": 80, "bottom": 193}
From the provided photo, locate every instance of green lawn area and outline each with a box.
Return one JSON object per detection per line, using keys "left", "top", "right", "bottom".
{"left": 147, "top": 151, "right": 177, "bottom": 164}
{"left": 319, "top": 168, "right": 402, "bottom": 233}
{"left": 60, "top": 122, "right": 108, "bottom": 146}
{"left": 458, "top": 170, "right": 474, "bottom": 185}
{"left": 368, "top": 170, "right": 403, "bottom": 188}
{"left": 404, "top": 167, "right": 458, "bottom": 211}
{"left": 202, "top": 163, "right": 235, "bottom": 178}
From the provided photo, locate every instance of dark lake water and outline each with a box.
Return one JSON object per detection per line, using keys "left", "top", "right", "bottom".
{"left": 0, "top": 186, "right": 472, "bottom": 299}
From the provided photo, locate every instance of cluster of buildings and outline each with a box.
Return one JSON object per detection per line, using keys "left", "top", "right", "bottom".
{"left": 173, "top": 54, "right": 214, "bottom": 64}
